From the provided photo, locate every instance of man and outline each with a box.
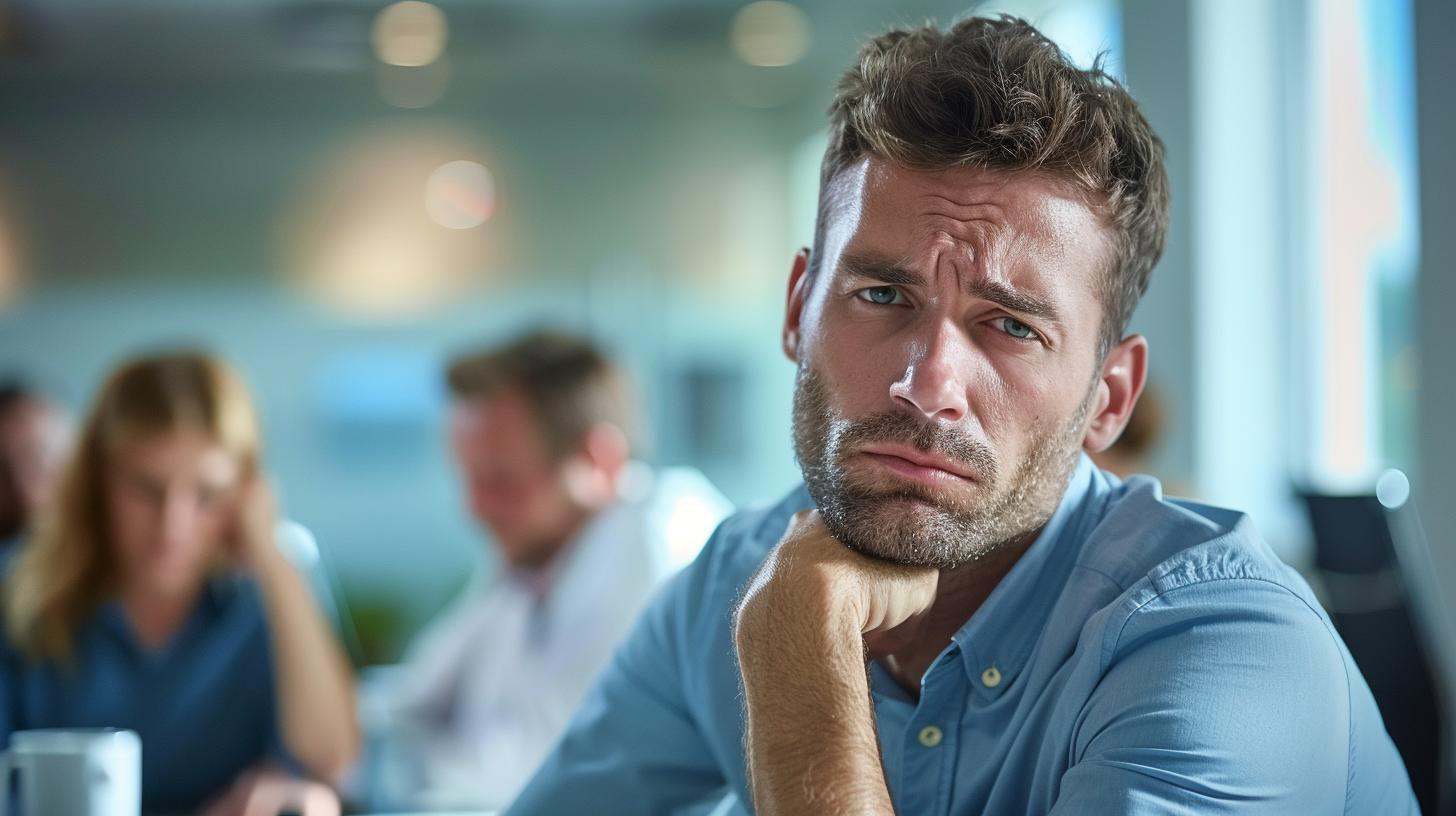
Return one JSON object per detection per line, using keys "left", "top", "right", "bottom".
{"left": 0, "top": 379, "right": 69, "bottom": 553}
{"left": 381, "top": 330, "right": 730, "bottom": 810}
{"left": 509, "top": 17, "right": 1417, "bottom": 815}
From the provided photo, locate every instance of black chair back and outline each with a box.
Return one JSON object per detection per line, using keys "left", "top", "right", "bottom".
{"left": 1302, "top": 490, "right": 1447, "bottom": 814}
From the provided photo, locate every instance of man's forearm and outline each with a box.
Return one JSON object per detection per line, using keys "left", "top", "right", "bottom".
{"left": 735, "top": 597, "right": 895, "bottom": 815}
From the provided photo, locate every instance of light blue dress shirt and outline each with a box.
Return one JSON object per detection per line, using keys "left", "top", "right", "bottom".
{"left": 509, "top": 456, "right": 1418, "bottom": 814}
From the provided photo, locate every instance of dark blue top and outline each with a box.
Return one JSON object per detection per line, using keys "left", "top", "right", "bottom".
{"left": 0, "top": 574, "right": 290, "bottom": 814}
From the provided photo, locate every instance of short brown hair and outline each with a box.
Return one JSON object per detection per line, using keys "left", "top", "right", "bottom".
{"left": 815, "top": 15, "right": 1170, "bottom": 358}
{"left": 446, "top": 330, "right": 636, "bottom": 459}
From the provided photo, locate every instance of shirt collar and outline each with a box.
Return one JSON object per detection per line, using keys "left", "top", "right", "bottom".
{"left": 950, "top": 453, "right": 1102, "bottom": 698}
{"left": 97, "top": 572, "right": 237, "bottom": 655}
{"left": 499, "top": 496, "right": 637, "bottom": 601}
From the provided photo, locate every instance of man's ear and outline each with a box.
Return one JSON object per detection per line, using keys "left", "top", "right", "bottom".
{"left": 782, "top": 248, "right": 812, "bottom": 363}
{"left": 581, "top": 422, "right": 630, "bottom": 475}
{"left": 1083, "top": 334, "right": 1148, "bottom": 454}
{"left": 565, "top": 422, "right": 631, "bottom": 507}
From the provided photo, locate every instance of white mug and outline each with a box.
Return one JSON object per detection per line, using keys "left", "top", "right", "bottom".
{"left": 0, "top": 729, "right": 140, "bottom": 816}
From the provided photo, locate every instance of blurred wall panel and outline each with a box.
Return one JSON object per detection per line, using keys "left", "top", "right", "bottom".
{"left": 1415, "top": 0, "right": 1456, "bottom": 637}
{"left": 1121, "top": 0, "right": 1196, "bottom": 492}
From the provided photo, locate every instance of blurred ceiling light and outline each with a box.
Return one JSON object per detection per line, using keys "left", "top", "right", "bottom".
{"left": 372, "top": 1, "right": 448, "bottom": 67}
{"left": 730, "top": 1, "right": 810, "bottom": 68}
{"left": 377, "top": 58, "right": 451, "bottom": 108}
{"left": 278, "top": 129, "right": 502, "bottom": 320}
{"left": 425, "top": 160, "right": 496, "bottom": 230}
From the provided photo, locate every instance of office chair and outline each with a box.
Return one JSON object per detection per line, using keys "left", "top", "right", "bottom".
{"left": 275, "top": 519, "right": 368, "bottom": 668}
{"left": 1301, "top": 486, "right": 1455, "bottom": 814}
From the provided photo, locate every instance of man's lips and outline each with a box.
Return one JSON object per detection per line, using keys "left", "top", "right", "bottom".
{"left": 857, "top": 443, "right": 978, "bottom": 485}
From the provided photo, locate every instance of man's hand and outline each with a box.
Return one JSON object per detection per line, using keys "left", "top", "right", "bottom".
{"left": 732, "top": 510, "right": 937, "bottom": 816}
{"left": 736, "top": 509, "right": 939, "bottom": 653}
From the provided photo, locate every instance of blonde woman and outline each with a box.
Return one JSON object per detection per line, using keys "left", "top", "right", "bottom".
{"left": 0, "top": 351, "right": 358, "bottom": 815}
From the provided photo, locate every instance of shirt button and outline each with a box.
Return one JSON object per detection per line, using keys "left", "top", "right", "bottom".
{"left": 918, "top": 725, "right": 943, "bottom": 748}
{"left": 981, "top": 665, "right": 1002, "bottom": 688}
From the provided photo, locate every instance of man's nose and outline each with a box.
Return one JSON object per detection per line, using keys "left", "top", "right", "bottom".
{"left": 888, "top": 318, "right": 972, "bottom": 422}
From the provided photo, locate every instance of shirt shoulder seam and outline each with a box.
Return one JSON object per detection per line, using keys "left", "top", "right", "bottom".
{"left": 1103, "top": 572, "right": 1355, "bottom": 811}
{"left": 1102, "top": 573, "right": 1338, "bottom": 690}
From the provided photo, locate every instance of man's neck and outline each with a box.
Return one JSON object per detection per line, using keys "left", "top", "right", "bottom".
{"left": 507, "top": 503, "right": 603, "bottom": 597}
{"left": 878, "top": 530, "right": 1039, "bottom": 697}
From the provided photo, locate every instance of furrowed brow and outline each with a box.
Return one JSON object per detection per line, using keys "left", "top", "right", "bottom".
{"left": 839, "top": 254, "right": 925, "bottom": 287}
{"left": 967, "top": 279, "right": 1061, "bottom": 325}
{"left": 840, "top": 253, "right": 1062, "bottom": 325}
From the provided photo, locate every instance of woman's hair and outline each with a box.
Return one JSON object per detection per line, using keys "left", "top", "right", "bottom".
{"left": 4, "top": 350, "right": 261, "bottom": 662}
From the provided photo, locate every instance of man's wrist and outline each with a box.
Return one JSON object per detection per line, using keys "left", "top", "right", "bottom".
{"left": 735, "top": 563, "right": 865, "bottom": 667}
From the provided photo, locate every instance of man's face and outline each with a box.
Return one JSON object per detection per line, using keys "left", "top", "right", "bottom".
{"left": 789, "top": 158, "right": 1112, "bottom": 568}
{"left": 449, "top": 390, "right": 581, "bottom": 569}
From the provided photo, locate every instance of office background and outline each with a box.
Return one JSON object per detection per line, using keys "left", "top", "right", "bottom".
{"left": 0, "top": 0, "right": 1450, "bottom": 662}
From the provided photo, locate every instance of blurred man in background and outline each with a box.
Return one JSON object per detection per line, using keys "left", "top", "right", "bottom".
{"left": 375, "top": 329, "right": 729, "bottom": 810}
{"left": 1090, "top": 384, "right": 1193, "bottom": 496}
{"left": 0, "top": 379, "right": 70, "bottom": 553}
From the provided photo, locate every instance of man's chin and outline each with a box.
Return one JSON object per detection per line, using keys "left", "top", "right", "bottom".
{"left": 841, "top": 473, "right": 986, "bottom": 517}
{"left": 820, "top": 494, "right": 973, "bottom": 567}
{"left": 856, "top": 492, "right": 949, "bottom": 522}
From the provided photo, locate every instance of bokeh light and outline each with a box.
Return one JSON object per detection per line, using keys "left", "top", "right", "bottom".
{"left": 372, "top": 1, "right": 448, "bottom": 68}
{"left": 729, "top": 1, "right": 810, "bottom": 68}
{"left": 1376, "top": 468, "right": 1412, "bottom": 510}
{"left": 425, "top": 160, "right": 496, "bottom": 230}
{"left": 277, "top": 129, "right": 503, "bottom": 320}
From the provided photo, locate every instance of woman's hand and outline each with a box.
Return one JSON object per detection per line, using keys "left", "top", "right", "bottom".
{"left": 227, "top": 474, "right": 283, "bottom": 572}
{"left": 239, "top": 472, "right": 363, "bottom": 782}
{"left": 198, "top": 766, "right": 341, "bottom": 816}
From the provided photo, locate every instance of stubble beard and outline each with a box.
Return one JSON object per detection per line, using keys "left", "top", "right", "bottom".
{"left": 790, "top": 363, "right": 1093, "bottom": 569}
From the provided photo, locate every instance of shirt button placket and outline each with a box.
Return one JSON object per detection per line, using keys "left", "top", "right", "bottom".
{"left": 903, "top": 654, "right": 964, "bottom": 815}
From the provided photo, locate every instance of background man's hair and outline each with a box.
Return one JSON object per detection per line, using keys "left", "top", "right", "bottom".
{"left": 814, "top": 14, "right": 1170, "bottom": 359}
{"left": 446, "top": 329, "right": 637, "bottom": 459}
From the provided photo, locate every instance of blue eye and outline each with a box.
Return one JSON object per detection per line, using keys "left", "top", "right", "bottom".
{"left": 998, "top": 317, "right": 1037, "bottom": 340}
{"left": 858, "top": 287, "right": 902, "bottom": 306}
